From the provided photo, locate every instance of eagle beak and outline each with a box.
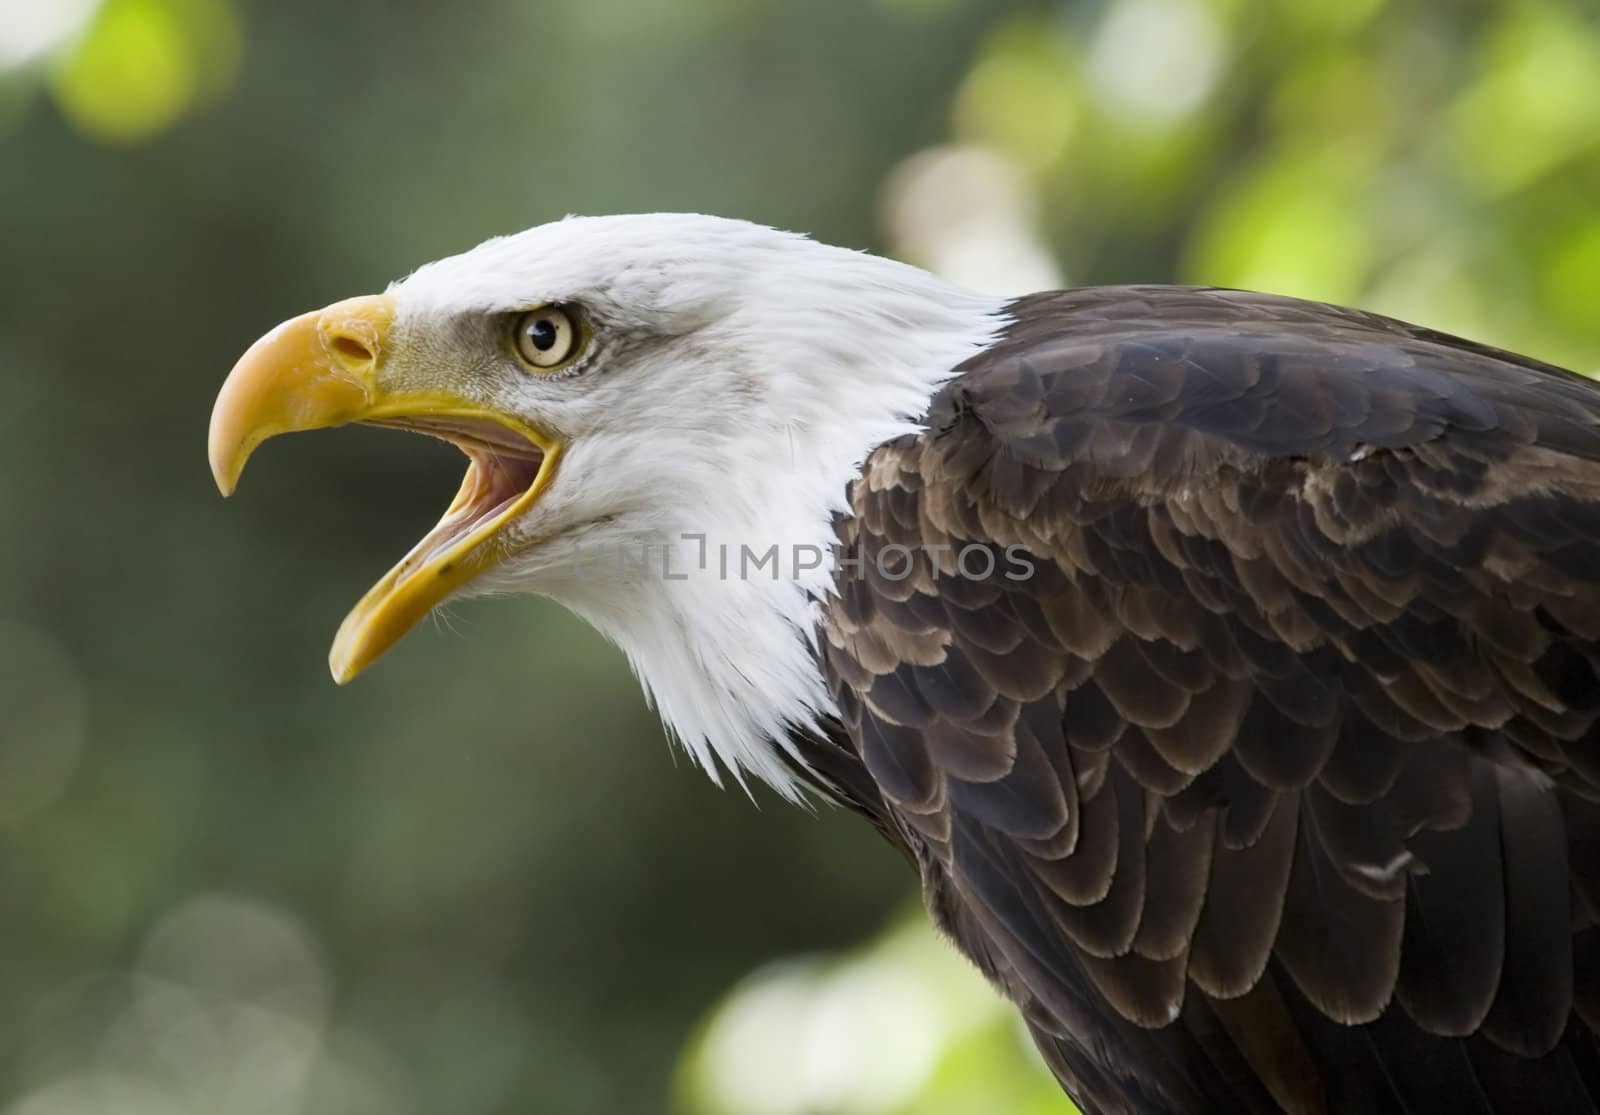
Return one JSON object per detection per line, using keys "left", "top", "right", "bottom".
{"left": 208, "top": 296, "right": 396, "bottom": 498}
{"left": 208, "top": 294, "right": 559, "bottom": 684}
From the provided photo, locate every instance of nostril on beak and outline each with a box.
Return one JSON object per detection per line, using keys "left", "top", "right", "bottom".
{"left": 322, "top": 322, "right": 385, "bottom": 377}
{"left": 314, "top": 295, "right": 395, "bottom": 378}
{"left": 328, "top": 332, "right": 377, "bottom": 369}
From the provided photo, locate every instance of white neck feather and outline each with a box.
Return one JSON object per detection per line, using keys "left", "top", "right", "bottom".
{"left": 546, "top": 247, "right": 1006, "bottom": 797}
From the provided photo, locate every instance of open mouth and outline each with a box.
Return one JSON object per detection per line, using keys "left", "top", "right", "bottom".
{"left": 327, "top": 410, "right": 560, "bottom": 682}
{"left": 366, "top": 414, "right": 550, "bottom": 584}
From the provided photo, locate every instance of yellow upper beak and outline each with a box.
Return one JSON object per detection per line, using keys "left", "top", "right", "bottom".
{"left": 209, "top": 295, "right": 394, "bottom": 496}
{"left": 209, "top": 294, "right": 559, "bottom": 684}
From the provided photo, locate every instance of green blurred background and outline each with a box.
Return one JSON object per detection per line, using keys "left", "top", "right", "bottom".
{"left": 2, "top": 1, "right": 1598, "bottom": 1112}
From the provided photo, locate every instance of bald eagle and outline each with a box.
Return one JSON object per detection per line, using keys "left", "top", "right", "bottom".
{"left": 209, "top": 214, "right": 1600, "bottom": 1114}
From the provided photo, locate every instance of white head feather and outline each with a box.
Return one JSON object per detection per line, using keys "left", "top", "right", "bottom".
{"left": 389, "top": 214, "right": 1006, "bottom": 797}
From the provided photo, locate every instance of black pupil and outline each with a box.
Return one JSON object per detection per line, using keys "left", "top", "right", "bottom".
{"left": 528, "top": 317, "right": 559, "bottom": 351}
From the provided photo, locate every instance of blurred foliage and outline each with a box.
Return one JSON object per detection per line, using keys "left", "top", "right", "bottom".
{"left": 678, "top": 910, "right": 1075, "bottom": 1115}
{"left": 934, "top": 0, "right": 1600, "bottom": 373}
{"left": 1, "top": 0, "right": 1597, "bottom": 1113}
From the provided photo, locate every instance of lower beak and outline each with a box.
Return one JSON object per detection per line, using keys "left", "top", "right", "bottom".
{"left": 208, "top": 295, "right": 559, "bottom": 683}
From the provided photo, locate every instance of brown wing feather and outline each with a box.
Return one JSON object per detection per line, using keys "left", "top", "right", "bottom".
{"left": 814, "top": 286, "right": 1600, "bottom": 1114}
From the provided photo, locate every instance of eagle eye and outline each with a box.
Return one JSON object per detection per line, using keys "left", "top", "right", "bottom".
{"left": 512, "top": 305, "right": 582, "bottom": 371}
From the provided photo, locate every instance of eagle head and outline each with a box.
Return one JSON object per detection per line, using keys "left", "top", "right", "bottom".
{"left": 208, "top": 213, "right": 1001, "bottom": 791}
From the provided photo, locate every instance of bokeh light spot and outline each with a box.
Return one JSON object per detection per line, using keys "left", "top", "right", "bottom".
{"left": 1086, "top": 0, "right": 1225, "bottom": 125}
{"left": 881, "top": 144, "right": 1064, "bottom": 295}
{"left": 49, "top": 0, "right": 239, "bottom": 144}
{"left": 0, "top": 0, "right": 100, "bottom": 71}
{"left": 680, "top": 915, "right": 1073, "bottom": 1115}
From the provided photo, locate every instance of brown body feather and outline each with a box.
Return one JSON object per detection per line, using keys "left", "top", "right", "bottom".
{"left": 798, "top": 286, "right": 1600, "bottom": 1114}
